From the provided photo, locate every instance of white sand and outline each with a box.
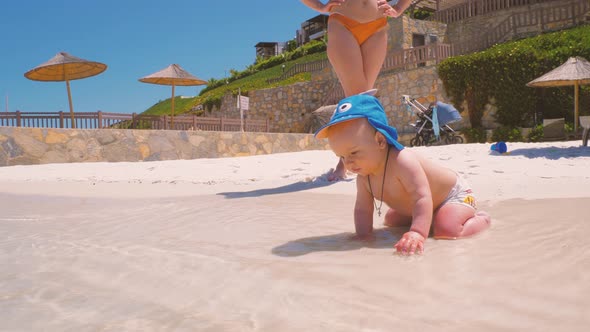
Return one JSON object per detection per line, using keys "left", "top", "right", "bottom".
{"left": 1, "top": 141, "right": 589, "bottom": 331}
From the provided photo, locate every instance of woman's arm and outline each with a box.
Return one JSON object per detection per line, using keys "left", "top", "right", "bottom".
{"left": 300, "top": 0, "right": 345, "bottom": 14}
{"left": 379, "top": 0, "right": 412, "bottom": 18}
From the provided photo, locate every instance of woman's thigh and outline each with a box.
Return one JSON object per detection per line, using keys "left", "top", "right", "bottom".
{"left": 327, "top": 21, "right": 370, "bottom": 96}
{"left": 360, "top": 28, "right": 388, "bottom": 89}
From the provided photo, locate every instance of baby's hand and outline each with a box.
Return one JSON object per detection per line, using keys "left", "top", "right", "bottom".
{"left": 378, "top": 1, "right": 403, "bottom": 18}
{"left": 394, "top": 231, "right": 425, "bottom": 255}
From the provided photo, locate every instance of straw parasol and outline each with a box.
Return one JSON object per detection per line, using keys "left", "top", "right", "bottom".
{"left": 139, "top": 64, "right": 207, "bottom": 128}
{"left": 24, "top": 52, "right": 107, "bottom": 129}
{"left": 527, "top": 56, "right": 590, "bottom": 132}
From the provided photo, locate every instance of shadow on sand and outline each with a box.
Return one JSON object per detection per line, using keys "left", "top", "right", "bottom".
{"left": 271, "top": 227, "right": 405, "bottom": 257}
{"left": 217, "top": 172, "right": 354, "bottom": 199}
{"left": 493, "top": 144, "right": 590, "bottom": 160}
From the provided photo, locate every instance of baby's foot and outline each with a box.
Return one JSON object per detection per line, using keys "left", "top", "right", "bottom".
{"left": 475, "top": 211, "right": 492, "bottom": 225}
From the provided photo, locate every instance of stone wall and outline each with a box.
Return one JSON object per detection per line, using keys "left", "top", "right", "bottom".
{"left": 226, "top": 65, "right": 462, "bottom": 136}
{"left": 0, "top": 127, "right": 330, "bottom": 167}
{"left": 389, "top": 16, "right": 448, "bottom": 51}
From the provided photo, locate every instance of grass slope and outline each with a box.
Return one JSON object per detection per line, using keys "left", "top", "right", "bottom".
{"left": 141, "top": 52, "right": 328, "bottom": 116}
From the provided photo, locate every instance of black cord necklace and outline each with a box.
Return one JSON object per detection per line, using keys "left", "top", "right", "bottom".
{"left": 367, "top": 146, "right": 390, "bottom": 217}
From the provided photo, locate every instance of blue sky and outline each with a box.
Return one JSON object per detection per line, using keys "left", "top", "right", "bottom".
{"left": 0, "top": 1, "right": 318, "bottom": 114}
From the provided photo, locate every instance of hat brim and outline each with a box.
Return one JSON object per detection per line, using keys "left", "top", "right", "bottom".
{"left": 314, "top": 114, "right": 366, "bottom": 139}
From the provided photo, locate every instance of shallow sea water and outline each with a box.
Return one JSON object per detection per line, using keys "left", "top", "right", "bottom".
{"left": 0, "top": 192, "right": 588, "bottom": 332}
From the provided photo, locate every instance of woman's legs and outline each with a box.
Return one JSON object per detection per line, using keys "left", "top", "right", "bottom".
{"left": 327, "top": 20, "right": 388, "bottom": 97}
{"left": 432, "top": 204, "right": 491, "bottom": 239}
{"left": 326, "top": 20, "right": 388, "bottom": 180}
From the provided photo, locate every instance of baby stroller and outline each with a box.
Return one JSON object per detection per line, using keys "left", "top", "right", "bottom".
{"left": 401, "top": 95, "right": 464, "bottom": 147}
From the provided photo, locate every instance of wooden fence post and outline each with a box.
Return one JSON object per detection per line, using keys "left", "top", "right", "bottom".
{"left": 16, "top": 110, "right": 21, "bottom": 127}
{"left": 132, "top": 113, "right": 137, "bottom": 129}
{"left": 192, "top": 114, "right": 197, "bottom": 130}
{"left": 512, "top": 15, "right": 517, "bottom": 36}
{"left": 59, "top": 111, "right": 64, "bottom": 128}
{"left": 220, "top": 117, "right": 225, "bottom": 131}
{"left": 97, "top": 111, "right": 103, "bottom": 129}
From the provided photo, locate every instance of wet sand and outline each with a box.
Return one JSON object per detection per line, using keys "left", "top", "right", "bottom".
{"left": 1, "top": 192, "right": 589, "bottom": 331}
{"left": 1, "top": 141, "right": 589, "bottom": 331}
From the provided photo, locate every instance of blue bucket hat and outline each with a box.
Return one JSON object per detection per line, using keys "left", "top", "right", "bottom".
{"left": 315, "top": 94, "right": 404, "bottom": 150}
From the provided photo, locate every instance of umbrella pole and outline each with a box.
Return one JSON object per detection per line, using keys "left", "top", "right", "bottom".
{"left": 171, "top": 84, "right": 175, "bottom": 129}
{"left": 66, "top": 80, "right": 76, "bottom": 129}
{"left": 575, "top": 82, "right": 579, "bottom": 133}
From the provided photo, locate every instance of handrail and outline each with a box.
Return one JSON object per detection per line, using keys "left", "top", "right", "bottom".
{"left": 430, "top": 0, "right": 557, "bottom": 24}
{"left": 452, "top": 0, "right": 589, "bottom": 55}
{"left": 268, "top": 58, "right": 330, "bottom": 84}
{"left": 269, "top": 43, "right": 453, "bottom": 84}
{"left": 0, "top": 111, "right": 270, "bottom": 132}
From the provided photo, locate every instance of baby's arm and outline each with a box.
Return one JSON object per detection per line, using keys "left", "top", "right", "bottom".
{"left": 300, "top": 0, "right": 345, "bottom": 14}
{"left": 394, "top": 151, "right": 433, "bottom": 254}
{"left": 352, "top": 175, "right": 375, "bottom": 240}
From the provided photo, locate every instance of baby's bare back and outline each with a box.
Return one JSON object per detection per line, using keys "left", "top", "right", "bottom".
{"left": 331, "top": 0, "right": 384, "bottom": 23}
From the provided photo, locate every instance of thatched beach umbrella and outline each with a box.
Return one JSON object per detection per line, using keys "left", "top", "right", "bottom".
{"left": 24, "top": 52, "right": 107, "bottom": 129}
{"left": 527, "top": 56, "right": 590, "bottom": 132}
{"left": 139, "top": 64, "right": 207, "bottom": 128}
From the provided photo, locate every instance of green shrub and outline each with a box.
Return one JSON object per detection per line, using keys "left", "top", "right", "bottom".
{"left": 438, "top": 25, "right": 590, "bottom": 129}
{"left": 527, "top": 124, "right": 544, "bottom": 142}
{"left": 491, "top": 126, "right": 523, "bottom": 142}
{"left": 462, "top": 127, "right": 487, "bottom": 143}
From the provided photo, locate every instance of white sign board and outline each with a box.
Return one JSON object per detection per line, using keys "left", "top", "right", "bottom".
{"left": 238, "top": 95, "right": 249, "bottom": 111}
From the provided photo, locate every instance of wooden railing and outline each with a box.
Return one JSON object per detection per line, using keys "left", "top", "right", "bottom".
{"left": 382, "top": 43, "right": 453, "bottom": 71}
{"left": 317, "top": 43, "right": 453, "bottom": 105}
{"left": 430, "top": 0, "right": 557, "bottom": 24}
{"left": 269, "top": 43, "right": 453, "bottom": 84}
{"left": 268, "top": 58, "right": 330, "bottom": 83}
{"left": 452, "top": 0, "right": 590, "bottom": 55}
{"left": 0, "top": 111, "right": 270, "bottom": 132}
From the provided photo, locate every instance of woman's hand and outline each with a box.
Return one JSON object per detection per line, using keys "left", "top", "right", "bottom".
{"left": 378, "top": 0, "right": 403, "bottom": 18}
{"left": 394, "top": 231, "right": 425, "bottom": 255}
{"left": 318, "top": 0, "right": 346, "bottom": 13}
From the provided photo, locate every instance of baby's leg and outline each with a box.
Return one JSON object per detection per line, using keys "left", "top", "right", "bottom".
{"left": 384, "top": 208, "right": 412, "bottom": 227}
{"left": 432, "top": 204, "right": 491, "bottom": 239}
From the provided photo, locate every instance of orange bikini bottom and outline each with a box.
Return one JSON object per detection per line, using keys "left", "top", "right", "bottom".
{"left": 328, "top": 13, "right": 388, "bottom": 45}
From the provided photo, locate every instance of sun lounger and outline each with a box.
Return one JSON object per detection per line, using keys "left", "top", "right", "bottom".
{"left": 542, "top": 118, "right": 566, "bottom": 141}
{"left": 580, "top": 115, "right": 590, "bottom": 147}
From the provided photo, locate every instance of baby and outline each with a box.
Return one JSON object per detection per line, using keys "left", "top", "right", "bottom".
{"left": 315, "top": 94, "right": 491, "bottom": 255}
{"left": 300, "top": 0, "right": 412, "bottom": 181}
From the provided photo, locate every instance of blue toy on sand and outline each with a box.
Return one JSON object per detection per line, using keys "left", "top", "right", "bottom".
{"left": 490, "top": 141, "right": 508, "bottom": 154}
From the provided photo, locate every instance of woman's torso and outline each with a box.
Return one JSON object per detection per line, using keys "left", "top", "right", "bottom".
{"left": 330, "top": 0, "right": 384, "bottom": 23}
